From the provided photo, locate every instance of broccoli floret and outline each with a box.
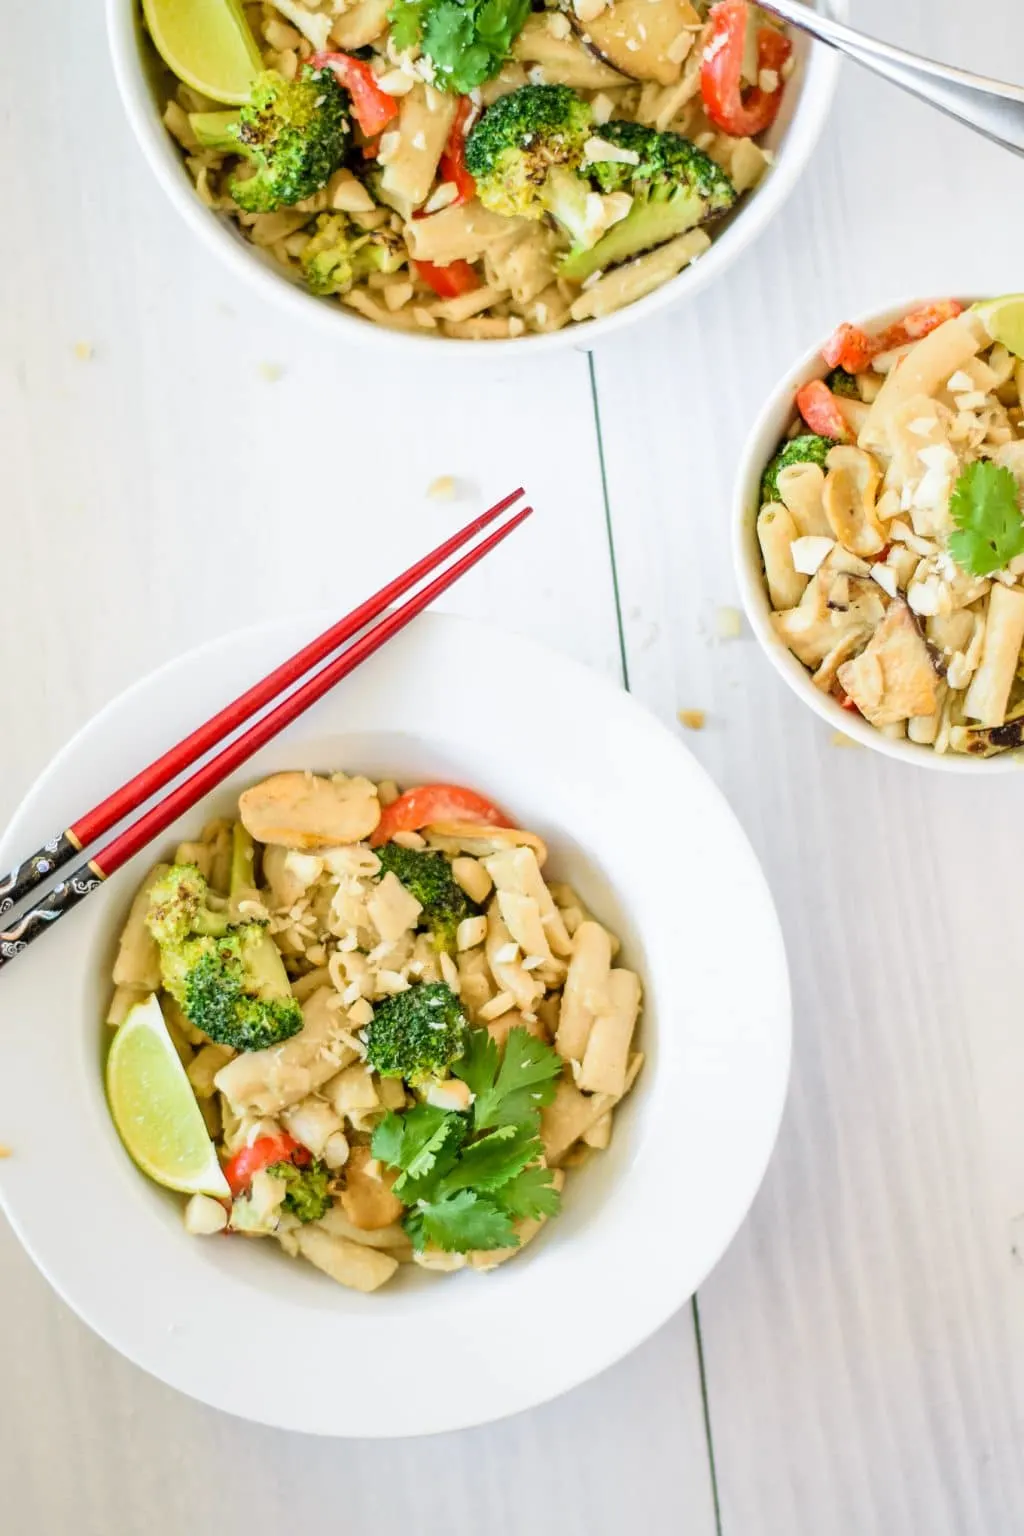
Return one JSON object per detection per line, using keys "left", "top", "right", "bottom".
{"left": 388, "top": 0, "right": 532, "bottom": 93}
{"left": 826, "top": 367, "right": 861, "bottom": 399}
{"left": 364, "top": 982, "right": 468, "bottom": 1083}
{"left": 299, "top": 213, "right": 405, "bottom": 296}
{"left": 761, "top": 434, "right": 835, "bottom": 504}
{"left": 376, "top": 844, "right": 476, "bottom": 953}
{"left": 146, "top": 863, "right": 303, "bottom": 1052}
{"left": 465, "top": 85, "right": 593, "bottom": 223}
{"left": 559, "top": 121, "right": 736, "bottom": 283}
{"left": 189, "top": 67, "right": 351, "bottom": 213}
{"left": 268, "top": 1159, "right": 331, "bottom": 1222}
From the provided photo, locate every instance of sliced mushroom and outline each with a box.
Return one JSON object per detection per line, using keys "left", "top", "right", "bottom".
{"left": 239, "top": 772, "right": 380, "bottom": 851}
{"left": 950, "top": 704, "right": 1024, "bottom": 757}
{"left": 823, "top": 446, "right": 887, "bottom": 558}
{"left": 571, "top": 0, "right": 701, "bottom": 84}
{"left": 513, "top": 15, "right": 627, "bottom": 88}
{"left": 339, "top": 1144, "right": 405, "bottom": 1231}
{"left": 836, "top": 601, "right": 939, "bottom": 726}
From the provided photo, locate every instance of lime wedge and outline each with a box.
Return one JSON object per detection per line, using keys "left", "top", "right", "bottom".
{"left": 972, "top": 294, "right": 1024, "bottom": 359}
{"left": 142, "top": 0, "right": 262, "bottom": 106}
{"left": 107, "top": 994, "right": 230, "bottom": 1198}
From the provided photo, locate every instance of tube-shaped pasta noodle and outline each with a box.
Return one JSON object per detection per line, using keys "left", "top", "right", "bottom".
{"left": 378, "top": 86, "right": 457, "bottom": 213}
{"left": 295, "top": 1226, "right": 399, "bottom": 1292}
{"left": 757, "top": 504, "right": 808, "bottom": 611}
{"left": 777, "top": 462, "right": 830, "bottom": 538}
{"left": 578, "top": 970, "right": 642, "bottom": 1096}
{"left": 484, "top": 846, "right": 573, "bottom": 956}
{"left": 324, "top": 1061, "right": 380, "bottom": 1116}
{"left": 860, "top": 312, "right": 987, "bottom": 455}
{"left": 112, "top": 863, "right": 168, "bottom": 990}
{"left": 555, "top": 920, "right": 611, "bottom": 1062}
{"left": 485, "top": 900, "right": 544, "bottom": 1013}
{"left": 467, "top": 1170, "right": 566, "bottom": 1269}
{"left": 963, "top": 584, "right": 1024, "bottom": 726}
{"left": 540, "top": 1075, "right": 617, "bottom": 1164}
{"left": 214, "top": 987, "right": 359, "bottom": 1115}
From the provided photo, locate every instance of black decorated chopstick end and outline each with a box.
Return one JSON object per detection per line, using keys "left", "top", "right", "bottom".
{"left": 0, "top": 830, "right": 80, "bottom": 918}
{"left": 0, "top": 860, "right": 105, "bottom": 969}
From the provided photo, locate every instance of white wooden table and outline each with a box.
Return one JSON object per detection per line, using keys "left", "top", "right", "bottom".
{"left": 3, "top": 2, "right": 1024, "bottom": 1530}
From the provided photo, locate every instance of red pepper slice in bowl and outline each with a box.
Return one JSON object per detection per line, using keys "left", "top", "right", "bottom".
{"left": 796, "top": 380, "right": 849, "bottom": 442}
{"left": 438, "top": 97, "right": 478, "bottom": 209}
{"left": 413, "top": 259, "right": 480, "bottom": 299}
{"left": 371, "top": 783, "right": 509, "bottom": 847}
{"left": 823, "top": 301, "right": 964, "bottom": 374}
{"left": 311, "top": 52, "right": 399, "bottom": 138}
{"left": 701, "top": 0, "right": 792, "bottom": 138}
{"left": 223, "top": 1133, "right": 306, "bottom": 1198}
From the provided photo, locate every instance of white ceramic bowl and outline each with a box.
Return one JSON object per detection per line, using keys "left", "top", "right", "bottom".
{"left": 732, "top": 293, "right": 1023, "bottom": 775}
{"left": 0, "top": 612, "right": 790, "bottom": 1434}
{"left": 106, "top": 0, "right": 843, "bottom": 355}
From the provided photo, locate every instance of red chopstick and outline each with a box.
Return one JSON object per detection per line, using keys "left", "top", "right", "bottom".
{"left": 0, "top": 489, "right": 524, "bottom": 917}
{"left": 0, "top": 496, "right": 531, "bottom": 971}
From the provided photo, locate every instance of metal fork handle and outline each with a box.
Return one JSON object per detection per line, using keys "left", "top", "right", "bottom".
{"left": 757, "top": 0, "right": 1024, "bottom": 158}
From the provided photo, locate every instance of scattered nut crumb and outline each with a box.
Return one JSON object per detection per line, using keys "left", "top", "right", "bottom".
{"left": 258, "top": 362, "right": 284, "bottom": 382}
{"left": 716, "top": 606, "right": 743, "bottom": 640}
{"left": 0, "top": 1144, "right": 11, "bottom": 1159}
{"left": 73, "top": 342, "right": 94, "bottom": 361}
{"left": 830, "top": 732, "right": 862, "bottom": 749}
{"left": 677, "top": 709, "right": 706, "bottom": 731}
{"left": 427, "top": 475, "right": 457, "bottom": 501}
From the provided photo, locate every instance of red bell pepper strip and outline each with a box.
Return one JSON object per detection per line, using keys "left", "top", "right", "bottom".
{"left": 823, "top": 301, "right": 963, "bottom": 374}
{"left": 413, "top": 259, "right": 481, "bottom": 299}
{"left": 371, "top": 783, "right": 509, "bottom": 847}
{"left": 438, "top": 97, "right": 478, "bottom": 208}
{"left": 311, "top": 52, "right": 399, "bottom": 138}
{"left": 796, "top": 380, "right": 849, "bottom": 442}
{"left": 223, "top": 1133, "right": 306, "bottom": 1198}
{"left": 701, "top": 1, "right": 792, "bottom": 138}
{"left": 876, "top": 299, "right": 964, "bottom": 352}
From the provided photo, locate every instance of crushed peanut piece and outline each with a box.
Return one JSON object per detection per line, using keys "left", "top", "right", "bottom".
{"left": 427, "top": 475, "right": 457, "bottom": 500}
{"left": 677, "top": 709, "right": 706, "bottom": 731}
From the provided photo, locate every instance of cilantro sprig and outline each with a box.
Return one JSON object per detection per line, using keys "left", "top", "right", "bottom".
{"left": 949, "top": 460, "right": 1024, "bottom": 577}
{"left": 388, "top": 0, "right": 532, "bottom": 93}
{"left": 371, "top": 1026, "right": 563, "bottom": 1254}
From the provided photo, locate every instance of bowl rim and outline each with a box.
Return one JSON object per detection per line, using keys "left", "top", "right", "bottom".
{"left": 105, "top": 0, "right": 844, "bottom": 356}
{"left": 731, "top": 291, "right": 1024, "bottom": 775}
{"left": 0, "top": 610, "right": 792, "bottom": 1435}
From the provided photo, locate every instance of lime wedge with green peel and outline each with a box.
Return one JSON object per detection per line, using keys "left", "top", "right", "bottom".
{"left": 107, "top": 994, "right": 230, "bottom": 1198}
{"left": 142, "top": 0, "right": 262, "bottom": 106}
{"left": 972, "top": 294, "right": 1024, "bottom": 359}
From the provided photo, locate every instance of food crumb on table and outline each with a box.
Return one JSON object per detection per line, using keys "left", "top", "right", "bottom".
{"left": 72, "top": 341, "right": 94, "bottom": 361}
{"left": 258, "top": 362, "right": 284, "bottom": 382}
{"left": 427, "top": 475, "right": 458, "bottom": 501}
{"left": 678, "top": 709, "right": 707, "bottom": 731}
{"left": 716, "top": 606, "right": 743, "bottom": 640}
{"left": 0, "top": 1144, "right": 12, "bottom": 1159}
{"left": 830, "top": 732, "right": 862, "bottom": 749}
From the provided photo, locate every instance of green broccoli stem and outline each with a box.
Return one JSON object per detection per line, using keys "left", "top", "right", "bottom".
{"left": 189, "top": 110, "right": 243, "bottom": 153}
{"left": 229, "top": 821, "right": 256, "bottom": 907}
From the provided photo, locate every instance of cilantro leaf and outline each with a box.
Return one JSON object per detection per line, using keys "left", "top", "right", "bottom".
{"left": 452, "top": 1024, "right": 499, "bottom": 1099}
{"left": 949, "top": 460, "right": 1024, "bottom": 577}
{"left": 491, "top": 1164, "right": 562, "bottom": 1222}
{"left": 405, "top": 1189, "right": 518, "bottom": 1253}
{"left": 471, "top": 1027, "right": 563, "bottom": 1130}
{"left": 371, "top": 1104, "right": 466, "bottom": 1200}
{"left": 387, "top": 0, "right": 531, "bottom": 93}
{"left": 435, "top": 1123, "right": 542, "bottom": 1197}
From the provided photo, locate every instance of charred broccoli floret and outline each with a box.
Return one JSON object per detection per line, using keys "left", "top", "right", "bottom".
{"left": 146, "top": 864, "right": 303, "bottom": 1052}
{"left": 761, "top": 433, "right": 835, "bottom": 504}
{"left": 465, "top": 85, "right": 593, "bottom": 236}
{"left": 376, "top": 844, "right": 476, "bottom": 953}
{"left": 268, "top": 1159, "right": 331, "bottom": 1222}
{"left": 558, "top": 120, "right": 736, "bottom": 283}
{"left": 826, "top": 367, "right": 861, "bottom": 398}
{"left": 299, "top": 213, "right": 405, "bottom": 296}
{"left": 364, "top": 982, "right": 468, "bottom": 1083}
{"left": 189, "top": 67, "right": 351, "bottom": 213}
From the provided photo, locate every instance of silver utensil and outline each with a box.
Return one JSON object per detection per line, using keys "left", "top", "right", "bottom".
{"left": 757, "top": 0, "right": 1024, "bottom": 158}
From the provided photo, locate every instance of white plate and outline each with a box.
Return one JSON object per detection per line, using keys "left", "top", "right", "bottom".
{"left": 106, "top": 0, "right": 843, "bottom": 356}
{"left": 0, "top": 612, "right": 790, "bottom": 1435}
